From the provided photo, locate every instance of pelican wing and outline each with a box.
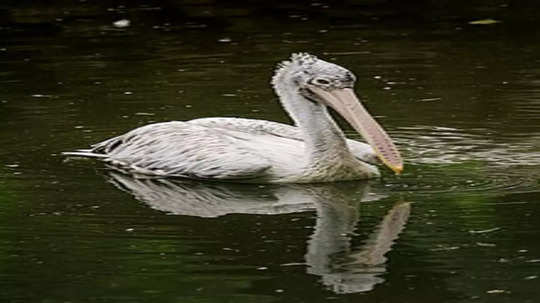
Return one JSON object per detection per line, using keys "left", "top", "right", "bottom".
{"left": 88, "top": 121, "right": 272, "bottom": 180}
{"left": 188, "top": 117, "right": 302, "bottom": 139}
{"left": 189, "top": 117, "right": 378, "bottom": 164}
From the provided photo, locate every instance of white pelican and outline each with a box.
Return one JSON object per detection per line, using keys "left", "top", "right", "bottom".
{"left": 65, "top": 53, "right": 403, "bottom": 183}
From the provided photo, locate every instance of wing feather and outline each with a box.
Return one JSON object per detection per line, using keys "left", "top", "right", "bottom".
{"left": 89, "top": 121, "right": 271, "bottom": 180}
{"left": 188, "top": 117, "right": 379, "bottom": 164}
{"left": 188, "top": 117, "right": 302, "bottom": 139}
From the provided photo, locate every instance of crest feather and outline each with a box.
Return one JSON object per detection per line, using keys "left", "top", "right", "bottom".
{"left": 290, "top": 52, "right": 318, "bottom": 66}
{"left": 271, "top": 52, "right": 318, "bottom": 87}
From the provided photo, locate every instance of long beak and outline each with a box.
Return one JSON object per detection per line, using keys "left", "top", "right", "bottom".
{"left": 308, "top": 86, "right": 403, "bottom": 174}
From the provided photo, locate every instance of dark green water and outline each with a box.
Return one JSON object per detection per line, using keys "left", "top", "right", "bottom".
{"left": 1, "top": 2, "right": 540, "bottom": 302}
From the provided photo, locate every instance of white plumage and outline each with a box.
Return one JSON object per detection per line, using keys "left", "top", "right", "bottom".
{"left": 65, "top": 53, "right": 403, "bottom": 183}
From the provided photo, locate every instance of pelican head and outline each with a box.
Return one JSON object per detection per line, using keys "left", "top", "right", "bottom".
{"left": 273, "top": 53, "right": 403, "bottom": 174}
{"left": 280, "top": 52, "right": 356, "bottom": 92}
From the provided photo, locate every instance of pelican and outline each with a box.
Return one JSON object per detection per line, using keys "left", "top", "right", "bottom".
{"left": 65, "top": 53, "right": 403, "bottom": 183}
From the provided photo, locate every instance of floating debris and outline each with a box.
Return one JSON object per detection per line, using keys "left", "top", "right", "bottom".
{"left": 218, "top": 37, "right": 232, "bottom": 43}
{"left": 280, "top": 262, "right": 305, "bottom": 267}
{"left": 419, "top": 97, "right": 442, "bottom": 102}
{"left": 469, "top": 19, "right": 500, "bottom": 25}
{"left": 134, "top": 112, "right": 155, "bottom": 116}
{"left": 476, "top": 242, "right": 496, "bottom": 247}
{"left": 469, "top": 227, "right": 501, "bottom": 234}
{"left": 486, "top": 289, "right": 507, "bottom": 294}
{"left": 113, "top": 19, "right": 131, "bottom": 28}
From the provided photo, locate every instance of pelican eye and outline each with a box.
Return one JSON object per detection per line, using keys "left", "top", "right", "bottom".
{"left": 314, "top": 78, "right": 330, "bottom": 85}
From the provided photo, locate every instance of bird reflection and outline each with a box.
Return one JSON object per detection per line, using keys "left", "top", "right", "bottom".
{"left": 307, "top": 196, "right": 410, "bottom": 293}
{"left": 106, "top": 172, "right": 410, "bottom": 294}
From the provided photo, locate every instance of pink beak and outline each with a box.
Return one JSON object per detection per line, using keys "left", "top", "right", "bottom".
{"left": 308, "top": 86, "right": 403, "bottom": 174}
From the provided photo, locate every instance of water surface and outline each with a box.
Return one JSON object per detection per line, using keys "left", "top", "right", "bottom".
{"left": 1, "top": 2, "right": 539, "bottom": 302}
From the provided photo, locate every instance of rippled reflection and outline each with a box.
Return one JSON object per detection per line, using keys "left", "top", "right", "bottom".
{"left": 395, "top": 125, "right": 540, "bottom": 166}
{"left": 307, "top": 198, "right": 410, "bottom": 293}
{"left": 106, "top": 172, "right": 410, "bottom": 294}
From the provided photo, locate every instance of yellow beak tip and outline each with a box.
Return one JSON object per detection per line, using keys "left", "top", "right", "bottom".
{"left": 391, "top": 165, "right": 404, "bottom": 175}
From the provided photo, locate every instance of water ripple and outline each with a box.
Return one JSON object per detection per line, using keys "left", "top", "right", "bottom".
{"left": 369, "top": 125, "right": 540, "bottom": 195}
{"left": 381, "top": 165, "right": 539, "bottom": 196}
{"left": 395, "top": 125, "right": 540, "bottom": 167}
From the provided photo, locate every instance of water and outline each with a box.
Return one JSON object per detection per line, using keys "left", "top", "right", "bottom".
{"left": 1, "top": 2, "right": 540, "bottom": 302}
